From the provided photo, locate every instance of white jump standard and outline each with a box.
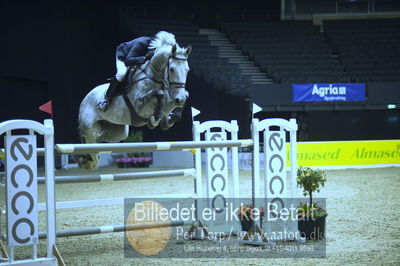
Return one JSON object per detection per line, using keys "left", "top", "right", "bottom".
{"left": 0, "top": 120, "right": 57, "bottom": 266}
{"left": 0, "top": 114, "right": 303, "bottom": 265}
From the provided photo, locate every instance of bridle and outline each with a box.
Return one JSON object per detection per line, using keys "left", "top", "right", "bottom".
{"left": 164, "top": 54, "right": 188, "bottom": 89}
{"left": 123, "top": 50, "right": 189, "bottom": 126}
{"left": 129, "top": 53, "right": 188, "bottom": 91}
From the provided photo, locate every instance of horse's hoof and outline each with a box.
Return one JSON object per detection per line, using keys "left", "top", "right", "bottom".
{"left": 147, "top": 121, "right": 157, "bottom": 129}
{"left": 151, "top": 116, "right": 161, "bottom": 125}
{"left": 160, "top": 122, "right": 172, "bottom": 130}
{"left": 160, "top": 117, "right": 173, "bottom": 130}
{"left": 78, "top": 157, "right": 98, "bottom": 170}
{"left": 147, "top": 116, "right": 159, "bottom": 129}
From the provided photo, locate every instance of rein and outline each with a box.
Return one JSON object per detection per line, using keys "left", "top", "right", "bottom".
{"left": 128, "top": 54, "right": 188, "bottom": 91}
{"left": 123, "top": 51, "right": 188, "bottom": 126}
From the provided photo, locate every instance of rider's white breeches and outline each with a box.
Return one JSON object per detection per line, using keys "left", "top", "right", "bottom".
{"left": 115, "top": 57, "right": 127, "bottom": 81}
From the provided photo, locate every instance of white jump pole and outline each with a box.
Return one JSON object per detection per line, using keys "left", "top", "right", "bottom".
{"left": 38, "top": 220, "right": 188, "bottom": 239}
{"left": 55, "top": 139, "right": 253, "bottom": 154}
{"left": 37, "top": 168, "right": 196, "bottom": 184}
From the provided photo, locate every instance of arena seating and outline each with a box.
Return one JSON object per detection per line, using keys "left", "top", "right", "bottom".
{"left": 323, "top": 18, "right": 400, "bottom": 82}
{"left": 126, "top": 18, "right": 253, "bottom": 95}
{"left": 125, "top": 17, "right": 400, "bottom": 88}
{"left": 221, "top": 21, "right": 351, "bottom": 84}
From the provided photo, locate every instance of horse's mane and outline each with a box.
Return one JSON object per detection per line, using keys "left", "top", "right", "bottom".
{"left": 146, "top": 31, "right": 187, "bottom": 74}
{"left": 149, "top": 31, "right": 176, "bottom": 51}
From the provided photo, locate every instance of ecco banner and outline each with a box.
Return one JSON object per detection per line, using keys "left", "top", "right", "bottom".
{"left": 6, "top": 135, "right": 38, "bottom": 246}
{"left": 292, "top": 83, "right": 365, "bottom": 102}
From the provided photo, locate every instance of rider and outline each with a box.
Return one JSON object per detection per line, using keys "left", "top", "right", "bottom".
{"left": 97, "top": 35, "right": 156, "bottom": 111}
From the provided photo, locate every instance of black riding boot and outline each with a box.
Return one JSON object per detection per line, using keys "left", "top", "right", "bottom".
{"left": 98, "top": 77, "right": 121, "bottom": 111}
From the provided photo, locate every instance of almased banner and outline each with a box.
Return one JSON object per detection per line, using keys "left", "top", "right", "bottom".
{"left": 295, "top": 140, "right": 400, "bottom": 166}
{"left": 292, "top": 83, "right": 365, "bottom": 102}
{"left": 238, "top": 140, "right": 400, "bottom": 168}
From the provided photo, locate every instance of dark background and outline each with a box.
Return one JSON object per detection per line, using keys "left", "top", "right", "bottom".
{"left": 1, "top": 0, "right": 399, "bottom": 143}
{"left": 0, "top": 0, "right": 269, "bottom": 143}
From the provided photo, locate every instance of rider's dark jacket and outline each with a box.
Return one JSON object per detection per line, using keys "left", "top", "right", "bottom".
{"left": 116, "top": 36, "right": 152, "bottom": 67}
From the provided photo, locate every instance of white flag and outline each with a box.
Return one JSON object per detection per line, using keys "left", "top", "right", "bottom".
{"left": 252, "top": 103, "right": 262, "bottom": 116}
{"left": 191, "top": 107, "right": 201, "bottom": 119}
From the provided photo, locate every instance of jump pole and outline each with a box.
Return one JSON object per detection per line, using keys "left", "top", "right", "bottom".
{"left": 37, "top": 168, "right": 196, "bottom": 184}
{"left": 55, "top": 139, "right": 253, "bottom": 154}
{"left": 38, "top": 220, "right": 187, "bottom": 239}
{"left": 1, "top": 140, "right": 253, "bottom": 155}
{"left": 37, "top": 193, "right": 196, "bottom": 211}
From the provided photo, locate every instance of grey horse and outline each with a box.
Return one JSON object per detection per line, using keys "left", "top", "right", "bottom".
{"left": 78, "top": 32, "right": 191, "bottom": 169}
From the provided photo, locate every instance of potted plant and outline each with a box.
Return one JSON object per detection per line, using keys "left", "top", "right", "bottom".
{"left": 238, "top": 204, "right": 264, "bottom": 232}
{"left": 297, "top": 167, "right": 328, "bottom": 240}
{"left": 0, "top": 154, "right": 4, "bottom": 172}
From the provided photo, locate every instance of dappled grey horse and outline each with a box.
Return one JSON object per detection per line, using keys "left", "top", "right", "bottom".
{"left": 78, "top": 33, "right": 191, "bottom": 169}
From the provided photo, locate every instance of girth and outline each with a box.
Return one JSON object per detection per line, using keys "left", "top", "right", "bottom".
{"left": 119, "top": 67, "right": 149, "bottom": 126}
{"left": 122, "top": 66, "right": 164, "bottom": 127}
{"left": 123, "top": 94, "right": 147, "bottom": 126}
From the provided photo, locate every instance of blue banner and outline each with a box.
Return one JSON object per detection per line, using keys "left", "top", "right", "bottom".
{"left": 292, "top": 83, "right": 366, "bottom": 102}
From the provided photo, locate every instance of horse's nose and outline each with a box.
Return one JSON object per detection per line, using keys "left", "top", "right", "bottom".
{"left": 175, "top": 98, "right": 183, "bottom": 105}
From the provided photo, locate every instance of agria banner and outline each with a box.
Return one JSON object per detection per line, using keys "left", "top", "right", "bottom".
{"left": 292, "top": 83, "right": 365, "bottom": 102}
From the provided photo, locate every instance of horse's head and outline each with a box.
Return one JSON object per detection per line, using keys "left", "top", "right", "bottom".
{"left": 164, "top": 44, "right": 191, "bottom": 106}
{"left": 150, "top": 43, "right": 192, "bottom": 108}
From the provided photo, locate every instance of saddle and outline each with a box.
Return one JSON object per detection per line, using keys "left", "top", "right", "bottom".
{"left": 110, "top": 66, "right": 149, "bottom": 125}
{"left": 110, "top": 67, "right": 137, "bottom": 97}
{"left": 107, "top": 64, "right": 164, "bottom": 127}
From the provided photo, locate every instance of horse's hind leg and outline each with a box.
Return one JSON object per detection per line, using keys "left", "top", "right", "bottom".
{"left": 78, "top": 137, "right": 100, "bottom": 170}
{"left": 78, "top": 121, "right": 128, "bottom": 169}
{"left": 78, "top": 123, "right": 102, "bottom": 170}
{"left": 97, "top": 120, "right": 129, "bottom": 143}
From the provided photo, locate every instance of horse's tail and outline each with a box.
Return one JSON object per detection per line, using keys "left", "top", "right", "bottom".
{"left": 149, "top": 31, "right": 176, "bottom": 50}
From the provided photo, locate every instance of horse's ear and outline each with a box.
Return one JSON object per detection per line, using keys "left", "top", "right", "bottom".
{"left": 185, "top": 45, "right": 192, "bottom": 56}
{"left": 171, "top": 44, "right": 177, "bottom": 55}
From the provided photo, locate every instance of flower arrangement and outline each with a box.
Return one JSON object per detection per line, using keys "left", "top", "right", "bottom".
{"left": 113, "top": 130, "right": 153, "bottom": 168}
{"left": 297, "top": 167, "right": 327, "bottom": 219}
{"left": 113, "top": 156, "right": 152, "bottom": 168}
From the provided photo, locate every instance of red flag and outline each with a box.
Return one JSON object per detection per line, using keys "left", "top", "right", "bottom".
{"left": 39, "top": 101, "right": 53, "bottom": 115}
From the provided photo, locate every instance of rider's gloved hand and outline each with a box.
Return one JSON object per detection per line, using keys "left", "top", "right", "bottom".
{"left": 138, "top": 56, "right": 147, "bottom": 64}
{"left": 145, "top": 49, "right": 155, "bottom": 60}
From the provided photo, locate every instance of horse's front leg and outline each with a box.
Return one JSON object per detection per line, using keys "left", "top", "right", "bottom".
{"left": 137, "top": 89, "right": 164, "bottom": 109}
{"left": 160, "top": 107, "right": 183, "bottom": 130}
{"left": 145, "top": 89, "right": 165, "bottom": 129}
